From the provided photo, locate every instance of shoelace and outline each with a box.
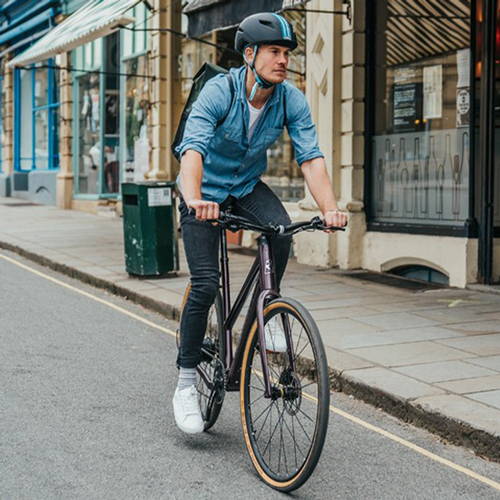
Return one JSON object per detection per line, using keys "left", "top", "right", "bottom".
{"left": 181, "top": 386, "right": 200, "bottom": 416}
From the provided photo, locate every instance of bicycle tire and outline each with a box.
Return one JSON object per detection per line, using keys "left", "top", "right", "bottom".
{"left": 240, "top": 298, "right": 329, "bottom": 492}
{"left": 179, "top": 284, "right": 225, "bottom": 431}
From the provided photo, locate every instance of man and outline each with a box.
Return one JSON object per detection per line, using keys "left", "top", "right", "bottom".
{"left": 173, "top": 12, "right": 348, "bottom": 434}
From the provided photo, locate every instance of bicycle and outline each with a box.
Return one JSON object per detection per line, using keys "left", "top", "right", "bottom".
{"left": 178, "top": 211, "right": 344, "bottom": 492}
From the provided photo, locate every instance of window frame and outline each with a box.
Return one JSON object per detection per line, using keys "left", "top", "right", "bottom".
{"left": 14, "top": 60, "right": 60, "bottom": 172}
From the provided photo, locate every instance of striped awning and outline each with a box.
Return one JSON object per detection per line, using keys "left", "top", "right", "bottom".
{"left": 8, "top": 0, "right": 141, "bottom": 67}
{"left": 385, "top": 0, "right": 471, "bottom": 66}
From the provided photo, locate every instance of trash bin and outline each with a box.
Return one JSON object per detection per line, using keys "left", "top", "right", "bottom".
{"left": 121, "top": 181, "right": 178, "bottom": 276}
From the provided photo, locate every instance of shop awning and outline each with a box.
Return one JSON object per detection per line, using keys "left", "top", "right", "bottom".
{"left": 184, "top": 0, "right": 309, "bottom": 38}
{"left": 8, "top": 0, "right": 142, "bottom": 67}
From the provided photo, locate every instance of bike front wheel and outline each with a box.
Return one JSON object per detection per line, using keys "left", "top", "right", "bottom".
{"left": 240, "top": 298, "right": 330, "bottom": 492}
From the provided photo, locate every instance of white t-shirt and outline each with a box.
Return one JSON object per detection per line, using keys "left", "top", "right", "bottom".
{"left": 247, "top": 100, "right": 265, "bottom": 139}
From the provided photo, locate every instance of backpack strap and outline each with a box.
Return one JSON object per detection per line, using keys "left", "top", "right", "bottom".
{"left": 216, "top": 73, "right": 235, "bottom": 128}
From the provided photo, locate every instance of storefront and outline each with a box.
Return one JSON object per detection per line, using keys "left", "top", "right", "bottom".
{"left": 0, "top": 0, "right": 62, "bottom": 203}
{"left": 364, "top": 0, "right": 500, "bottom": 285}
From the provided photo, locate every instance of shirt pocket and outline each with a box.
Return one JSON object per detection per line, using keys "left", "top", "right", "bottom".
{"left": 212, "top": 129, "right": 245, "bottom": 157}
{"left": 263, "top": 127, "right": 283, "bottom": 149}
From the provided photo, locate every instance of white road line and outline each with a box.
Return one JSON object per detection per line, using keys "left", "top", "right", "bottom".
{"left": 2, "top": 252, "right": 499, "bottom": 492}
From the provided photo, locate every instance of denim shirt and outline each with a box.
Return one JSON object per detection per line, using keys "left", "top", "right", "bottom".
{"left": 176, "top": 66, "right": 324, "bottom": 203}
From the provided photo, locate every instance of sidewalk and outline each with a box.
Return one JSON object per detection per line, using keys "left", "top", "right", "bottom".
{"left": 1, "top": 198, "right": 499, "bottom": 460}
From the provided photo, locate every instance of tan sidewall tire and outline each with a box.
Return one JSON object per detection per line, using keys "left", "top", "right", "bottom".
{"left": 239, "top": 299, "right": 329, "bottom": 491}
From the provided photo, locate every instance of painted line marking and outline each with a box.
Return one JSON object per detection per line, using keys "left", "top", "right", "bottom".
{"left": 2, "top": 252, "right": 499, "bottom": 492}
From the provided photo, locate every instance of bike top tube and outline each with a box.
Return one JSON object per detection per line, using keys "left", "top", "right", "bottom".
{"left": 210, "top": 211, "right": 346, "bottom": 237}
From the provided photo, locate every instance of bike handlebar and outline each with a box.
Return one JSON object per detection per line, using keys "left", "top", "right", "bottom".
{"left": 209, "top": 211, "right": 346, "bottom": 236}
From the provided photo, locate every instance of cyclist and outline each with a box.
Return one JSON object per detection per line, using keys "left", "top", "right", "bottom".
{"left": 173, "top": 12, "right": 348, "bottom": 434}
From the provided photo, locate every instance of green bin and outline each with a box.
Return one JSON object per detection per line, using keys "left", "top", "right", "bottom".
{"left": 121, "top": 181, "right": 178, "bottom": 276}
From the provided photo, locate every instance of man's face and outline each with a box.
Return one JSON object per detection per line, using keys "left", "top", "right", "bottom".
{"left": 246, "top": 45, "right": 290, "bottom": 84}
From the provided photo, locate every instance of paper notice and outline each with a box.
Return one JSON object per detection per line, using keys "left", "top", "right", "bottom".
{"left": 423, "top": 65, "right": 442, "bottom": 120}
{"left": 457, "top": 49, "right": 471, "bottom": 88}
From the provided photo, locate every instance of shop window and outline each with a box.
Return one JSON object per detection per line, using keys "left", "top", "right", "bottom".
{"left": 121, "top": 3, "right": 151, "bottom": 183}
{"left": 391, "top": 265, "right": 449, "bottom": 285}
{"left": 15, "top": 62, "right": 59, "bottom": 172}
{"left": 74, "top": 34, "right": 120, "bottom": 196}
{"left": 77, "top": 72, "right": 100, "bottom": 194}
{"left": 368, "top": 1, "right": 472, "bottom": 227}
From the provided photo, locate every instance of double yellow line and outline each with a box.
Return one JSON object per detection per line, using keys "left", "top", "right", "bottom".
{"left": 1, "top": 252, "right": 499, "bottom": 492}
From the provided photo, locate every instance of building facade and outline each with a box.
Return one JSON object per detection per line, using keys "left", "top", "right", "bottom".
{"left": 0, "top": 0, "right": 498, "bottom": 288}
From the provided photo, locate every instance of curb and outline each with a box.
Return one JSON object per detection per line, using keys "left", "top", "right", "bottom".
{"left": 1, "top": 240, "right": 499, "bottom": 463}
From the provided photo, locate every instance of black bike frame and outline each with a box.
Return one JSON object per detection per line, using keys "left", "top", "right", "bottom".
{"left": 218, "top": 228, "right": 295, "bottom": 397}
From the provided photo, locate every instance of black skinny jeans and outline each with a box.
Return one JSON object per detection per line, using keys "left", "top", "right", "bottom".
{"left": 178, "top": 181, "right": 292, "bottom": 368}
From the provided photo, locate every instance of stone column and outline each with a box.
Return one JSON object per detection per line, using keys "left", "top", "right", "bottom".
{"left": 336, "top": 0, "right": 366, "bottom": 268}
{"left": 2, "top": 56, "right": 14, "bottom": 177}
{"left": 147, "top": 0, "right": 182, "bottom": 181}
{"left": 294, "top": 0, "right": 341, "bottom": 267}
{"left": 56, "top": 53, "right": 74, "bottom": 209}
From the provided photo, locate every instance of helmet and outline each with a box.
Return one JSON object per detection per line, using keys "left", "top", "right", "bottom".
{"left": 235, "top": 12, "right": 297, "bottom": 53}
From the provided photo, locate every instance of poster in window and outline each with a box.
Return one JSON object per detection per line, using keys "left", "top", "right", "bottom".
{"left": 393, "top": 82, "right": 422, "bottom": 132}
{"left": 423, "top": 65, "right": 442, "bottom": 120}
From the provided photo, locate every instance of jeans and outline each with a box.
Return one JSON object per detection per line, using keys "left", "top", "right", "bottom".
{"left": 177, "top": 181, "right": 292, "bottom": 368}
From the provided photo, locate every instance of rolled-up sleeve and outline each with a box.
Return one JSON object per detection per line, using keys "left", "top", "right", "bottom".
{"left": 286, "top": 86, "right": 324, "bottom": 166}
{"left": 176, "top": 75, "right": 231, "bottom": 159}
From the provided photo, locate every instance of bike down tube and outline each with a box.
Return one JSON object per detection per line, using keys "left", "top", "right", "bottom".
{"left": 256, "top": 235, "right": 280, "bottom": 398}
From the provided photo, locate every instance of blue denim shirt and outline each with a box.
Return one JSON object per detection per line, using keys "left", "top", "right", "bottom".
{"left": 176, "top": 66, "right": 324, "bottom": 203}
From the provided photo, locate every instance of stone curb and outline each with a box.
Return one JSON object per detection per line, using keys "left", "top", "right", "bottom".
{"left": 1, "top": 239, "right": 499, "bottom": 463}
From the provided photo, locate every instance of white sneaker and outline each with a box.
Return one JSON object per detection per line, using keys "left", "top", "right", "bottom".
{"left": 265, "top": 318, "right": 288, "bottom": 353}
{"left": 173, "top": 385, "right": 204, "bottom": 434}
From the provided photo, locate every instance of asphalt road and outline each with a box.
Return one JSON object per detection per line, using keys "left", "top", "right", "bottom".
{"left": 1, "top": 250, "right": 500, "bottom": 500}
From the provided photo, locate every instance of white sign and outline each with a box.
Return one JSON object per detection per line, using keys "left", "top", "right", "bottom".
{"left": 148, "top": 187, "right": 172, "bottom": 207}
{"left": 456, "top": 49, "right": 470, "bottom": 88}
{"left": 423, "top": 65, "right": 442, "bottom": 120}
{"left": 394, "top": 67, "right": 417, "bottom": 84}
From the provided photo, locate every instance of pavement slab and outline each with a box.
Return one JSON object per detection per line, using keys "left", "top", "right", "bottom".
{"left": 465, "top": 355, "right": 500, "bottom": 371}
{"left": 394, "top": 361, "right": 497, "bottom": 383}
{"left": 437, "top": 375, "right": 500, "bottom": 394}
{"left": 347, "top": 341, "right": 472, "bottom": 367}
{"left": 344, "top": 367, "right": 444, "bottom": 400}
{"left": 437, "top": 334, "right": 500, "bottom": 356}
{"left": 469, "top": 390, "right": 500, "bottom": 410}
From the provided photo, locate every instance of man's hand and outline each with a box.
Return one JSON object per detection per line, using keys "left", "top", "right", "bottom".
{"left": 186, "top": 199, "right": 220, "bottom": 221}
{"left": 323, "top": 209, "right": 348, "bottom": 232}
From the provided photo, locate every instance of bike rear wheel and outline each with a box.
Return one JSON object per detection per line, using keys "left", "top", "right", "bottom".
{"left": 179, "top": 284, "right": 225, "bottom": 431}
{"left": 240, "top": 298, "right": 329, "bottom": 492}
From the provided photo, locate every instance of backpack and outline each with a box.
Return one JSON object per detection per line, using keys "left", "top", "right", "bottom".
{"left": 171, "top": 62, "right": 234, "bottom": 161}
{"left": 171, "top": 62, "right": 289, "bottom": 161}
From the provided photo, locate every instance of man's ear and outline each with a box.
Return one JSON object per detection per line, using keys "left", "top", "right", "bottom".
{"left": 243, "top": 46, "right": 255, "bottom": 65}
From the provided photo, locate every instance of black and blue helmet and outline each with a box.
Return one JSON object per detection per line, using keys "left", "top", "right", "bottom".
{"left": 235, "top": 12, "right": 298, "bottom": 53}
